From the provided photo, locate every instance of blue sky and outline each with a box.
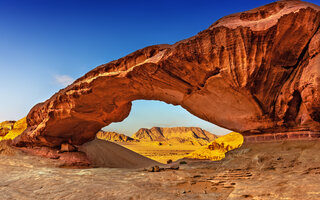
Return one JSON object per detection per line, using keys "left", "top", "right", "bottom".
{"left": 0, "top": 0, "right": 319, "bottom": 136}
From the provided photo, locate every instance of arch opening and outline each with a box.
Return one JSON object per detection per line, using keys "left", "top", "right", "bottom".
{"left": 103, "top": 100, "right": 231, "bottom": 136}
{"left": 98, "top": 100, "right": 232, "bottom": 163}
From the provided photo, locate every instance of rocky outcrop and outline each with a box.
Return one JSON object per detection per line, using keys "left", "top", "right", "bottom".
{"left": 132, "top": 127, "right": 217, "bottom": 145}
{"left": 0, "top": 118, "right": 27, "bottom": 141}
{"left": 185, "top": 132, "right": 243, "bottom": 161}
{"left": 0, "top": 121, "right": 15, "bottom": 137}
{"left": 13, "top": 0, "right": 320, "bottom": 148}
{"left": 96, "top": 131, "right": 136, "bottom": 142}
{"left": 18, "top": 146, "right": 90, "bottom": 166}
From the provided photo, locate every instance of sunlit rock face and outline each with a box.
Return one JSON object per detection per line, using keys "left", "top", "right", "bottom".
{"left": 0, "top": 118, "right": 26, "bottom": 141}
{"left": 185, "top": 132, "right": 243, "bottom": 161}
{"left": 13, "top": 0, "right": 320, "bottom": 147}
{"left": 132, "top": 127, "right": 217, "bottom": 146}
{"left": 96, "top": 131, "right": 136, "bottom": 143}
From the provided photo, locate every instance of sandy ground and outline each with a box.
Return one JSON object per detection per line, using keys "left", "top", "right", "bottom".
{"left": 80, "top": 139, "right": 160, "bottom": 168}
{"left": 0, "top": 140, "right": 320, "bottom": 199}
{"left": 118, "top": 142, "right": 200, "bottom": 163}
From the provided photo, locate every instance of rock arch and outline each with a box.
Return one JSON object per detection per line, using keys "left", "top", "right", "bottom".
{"left": 14, "top": 0, "right": 320, "bottom": 147}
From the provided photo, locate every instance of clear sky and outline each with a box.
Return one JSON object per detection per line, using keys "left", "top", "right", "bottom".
{"left": 1, "top": 0, "right": 319, "bottom": 136}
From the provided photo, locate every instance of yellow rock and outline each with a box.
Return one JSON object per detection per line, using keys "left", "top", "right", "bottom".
{"left": 185, "top": 132, "right": 243, "bottom": 161}
{"left": 0, "top": 117, "right": 27, "bottom": 141}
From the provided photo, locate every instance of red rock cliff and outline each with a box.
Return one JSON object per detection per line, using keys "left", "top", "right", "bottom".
{"left": 13, "top": 0, "right": 320, "bottom": 147}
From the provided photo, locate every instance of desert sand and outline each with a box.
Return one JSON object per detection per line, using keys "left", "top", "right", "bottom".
{"left": 117, "top": 132, "right": 243, "bottom": 163}
{"left": 1, "top": 140, "right": 320, "bottom": 199}
{"left": 96, "top": 127, "right": 220, "bottom": 164}
{"left": 118, "top": 142, "right": 200, "bottom": 164}
{"left": 79, "top": 139, "right": 159, "bottom": 168}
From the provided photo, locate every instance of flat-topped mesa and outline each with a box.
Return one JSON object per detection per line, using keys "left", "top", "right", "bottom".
{"left": 132, "top": 127, "right": 217, "bottom": 145}
{"left": 13, "top": 0, "right": 320, "bottom": 147}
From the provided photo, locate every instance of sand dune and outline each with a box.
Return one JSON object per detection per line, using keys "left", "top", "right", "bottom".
{"left": 79, "top": 139, "right": 160, "bottom": 168}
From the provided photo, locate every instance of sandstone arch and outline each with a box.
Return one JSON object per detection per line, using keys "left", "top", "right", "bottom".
{"left": 14, "top": 0, "right": 320, "bottom": 147}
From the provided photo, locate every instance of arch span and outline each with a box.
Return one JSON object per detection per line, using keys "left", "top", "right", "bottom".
{"left": 14, "top": 0, "right": 320, "bottom": 147}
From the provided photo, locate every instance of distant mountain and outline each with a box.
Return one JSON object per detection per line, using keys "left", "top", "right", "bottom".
{"left": 96, "top": 131, "right": 136, "bottom": 143}
{"left": 132, "top": 127, "right": 217, "bottom": 146}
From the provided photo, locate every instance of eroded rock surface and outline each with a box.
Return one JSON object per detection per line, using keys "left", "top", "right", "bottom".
{"left": 0, "top": 121, "right": 15, "bottom": 137}
{"left": 186, "top": 132, "right": 243, "bottom": 160}
{"left": 14, "top": 0, "right": 320, "bottom": 147}
{"left": 0, "top": 118, "right": 27, "bottom": 141}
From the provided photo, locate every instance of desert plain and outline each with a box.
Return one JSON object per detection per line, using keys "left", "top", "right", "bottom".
{"left": 1, "top": 139, "right": 320, "bottom": 199}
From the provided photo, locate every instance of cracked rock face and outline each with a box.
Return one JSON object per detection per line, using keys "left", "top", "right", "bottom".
{"left": 14, "top": 0, "right": 320, "bottom": 147}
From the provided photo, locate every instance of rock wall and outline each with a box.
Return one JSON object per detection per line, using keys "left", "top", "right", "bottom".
{"left": 13, "top": 0, "right": 320, "bottom": 147}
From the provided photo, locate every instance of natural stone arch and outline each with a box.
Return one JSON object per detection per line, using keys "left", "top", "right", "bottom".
{"left": 14, "top": 0, "right": 320, "bottom": 147}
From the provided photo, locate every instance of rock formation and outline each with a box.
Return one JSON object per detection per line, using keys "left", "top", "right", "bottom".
{"left": 0, "top": 121, "right": 15, "bottom": 137}
{"left": 185, "top": 132, "right": 243, "bottom": 161}
{"left": 96, "top": 131, "right": 136, "bottom": 142}
{"left": 0, "top": 118, "right": 26, "bottom": 141}
{"left": 132, "top": 127, "right": 217, "bottom": 145}
{"left": 13, "top": 0, "right": 320, "bottom": 148}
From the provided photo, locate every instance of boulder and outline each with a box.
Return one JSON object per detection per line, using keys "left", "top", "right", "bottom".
{"left": 60, "top": 143, "right": 76, "bottom": 152}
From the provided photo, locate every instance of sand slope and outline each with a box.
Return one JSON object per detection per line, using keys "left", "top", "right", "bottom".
{"left": 79, "top": 139, "right": 159, "bottom": 168}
